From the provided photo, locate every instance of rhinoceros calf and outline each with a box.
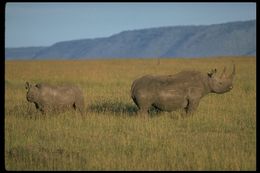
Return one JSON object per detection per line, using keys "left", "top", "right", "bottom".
{"left": 131, "top": 64, "right": 235, "bottom": 117}
{"left": 25, "top": 82, "right": 85, "bottom": 114}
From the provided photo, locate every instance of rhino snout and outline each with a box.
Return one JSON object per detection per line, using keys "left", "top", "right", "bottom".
{"left": 26, "top": 95, "right": 31, "bottom": 101}
{"left": 26, "top": 94, "right": 34, "bottom": 102}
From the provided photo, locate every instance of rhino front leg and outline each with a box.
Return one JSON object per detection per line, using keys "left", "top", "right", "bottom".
{"left": 182, "top": 88, "right": 203, "bottom": 117}
{"left": 34, "top": 103, "right": 47, "bottom": 115}
{"left": 183, "top": 99, "right": 200, "bottom": 117}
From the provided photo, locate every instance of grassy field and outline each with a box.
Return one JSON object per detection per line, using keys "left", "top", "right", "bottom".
{"left": 5, "top": 56, "right": 256, "bottom": 170}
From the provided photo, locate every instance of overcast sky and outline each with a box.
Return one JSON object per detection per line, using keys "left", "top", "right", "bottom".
{"left": 5, "top": 2, "right": 256, "bottom": 48}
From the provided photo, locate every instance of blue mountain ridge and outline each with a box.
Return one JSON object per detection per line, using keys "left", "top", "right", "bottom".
{"left": 5, "top": 20, "right": 256, "bottom": 59}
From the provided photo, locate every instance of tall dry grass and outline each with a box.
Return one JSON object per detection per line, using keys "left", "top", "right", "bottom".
{"left": 5, "top": 57, "right": 256, "bottom": 170}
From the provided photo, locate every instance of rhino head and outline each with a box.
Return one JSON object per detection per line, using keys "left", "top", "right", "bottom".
{"left": 25, "top": 82, "right": 40, "bottom": 102}
{"left": 207, "top": 64, "right": 236, "bottom": 94}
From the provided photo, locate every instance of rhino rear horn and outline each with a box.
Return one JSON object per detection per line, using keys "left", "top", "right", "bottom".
{"left": 229, "top": 64, "right": 236, "bottom": 79}
{"left": 220, "top": 67, "right": 227, "bottom": 79}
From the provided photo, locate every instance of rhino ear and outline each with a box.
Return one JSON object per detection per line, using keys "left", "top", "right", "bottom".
{"left": 25, "top": 82, "right": 30, "bottom": 90}
{"left": 207, "top": 68, "right": 217, "bottom": 78}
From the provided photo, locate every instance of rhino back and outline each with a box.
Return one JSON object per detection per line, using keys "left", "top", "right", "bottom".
{"left": 38, "top": 85, "right": 82, "bottom": 105}
{"left": 133, "top": 71, "right": 205, "bottom": 91}
{"left": 160, "top": 71, "right": 206, "bottom": 89}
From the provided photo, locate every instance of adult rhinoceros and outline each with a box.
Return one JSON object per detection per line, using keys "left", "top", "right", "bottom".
{"left": 131, "top": 64, "right": 235, "bottom": 117}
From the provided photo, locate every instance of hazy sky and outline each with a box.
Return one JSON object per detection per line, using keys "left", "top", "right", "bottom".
{"left": 5, "top": 2, "right": 256, "bottom": 48}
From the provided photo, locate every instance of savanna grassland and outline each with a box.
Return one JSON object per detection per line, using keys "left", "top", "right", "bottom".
{"left": 5, "top": 57, "right": 256, "bottom": 170}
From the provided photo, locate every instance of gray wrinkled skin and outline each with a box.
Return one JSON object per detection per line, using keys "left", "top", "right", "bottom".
{"left": 25, "top": 82, "right": 85, "bottom": 115}
{"left": 131, "top": 64, "right": 235, "bottom": 117}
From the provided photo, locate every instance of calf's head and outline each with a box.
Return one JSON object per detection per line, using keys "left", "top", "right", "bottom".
{"left": 25, "top": 82, "right": 40, "bottom": 102}
{"left": 207, "top": 64, "right": 235, "bottom": 94}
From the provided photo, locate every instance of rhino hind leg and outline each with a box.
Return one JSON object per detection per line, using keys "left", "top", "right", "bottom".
{"left": 138, "top": 106, "right": 150, "bottom": 118}
{"left": 77, "top": 105, "right": 84, "bottom": 115}
{"left": 136, "top": 100, "right": 151, "bottom": 118}
{"left": 132, "top": 94, "right": 152, "bottom": 118}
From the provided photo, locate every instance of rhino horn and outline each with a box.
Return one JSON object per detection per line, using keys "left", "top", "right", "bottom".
{"left": 220, "top": 67, "right": 226, "bottom": 79}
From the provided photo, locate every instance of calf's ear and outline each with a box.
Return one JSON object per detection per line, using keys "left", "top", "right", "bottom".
{"left": 25, "top": 82, "right": 30, "bottom": 89}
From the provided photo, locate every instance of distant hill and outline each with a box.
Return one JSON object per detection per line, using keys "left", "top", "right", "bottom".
{"left": 5, "top": 20, "right": 256, "bottom": 59}
{"left": 5, "top": 47, "right": 46, "bottom": 59}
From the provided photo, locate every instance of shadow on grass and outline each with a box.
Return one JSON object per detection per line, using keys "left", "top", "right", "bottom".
{"left": 88, "top": 100, "right": 164, "bottom": 117}
{"left": 88, "top": 101, "right": 138, "bottom": 116}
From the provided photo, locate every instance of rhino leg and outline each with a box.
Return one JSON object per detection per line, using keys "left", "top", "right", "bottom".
{"left": 137, "top": 100, "right": 152, "bottom": 118}
{"left": 182, "top": 88, "right": 203, "bottom": 117}
{"left": 34, "top": 102, "right": 46, "bottom": 115}
{"left": 73, "top": 96, "right": 85, "bottom": 115}
{"left": 40, "top": 109, "right": 46, "bottom": 115}
{"left": 39, "top": 106, "right": 48, "bottom": 115}
{"left": 135, "top": 100, "right": 150, "bottom": 118}
{"left": 138, "top": 107, "right": 150, "bottom": 118}
{"left": 132, "top": 95, "right": 150, "bottom": 117}
{"left": 183, "top": 98, "right": 200, "bottom": 116}
{"left": 75, "top": 102, "right": 84, "bottom": 115}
